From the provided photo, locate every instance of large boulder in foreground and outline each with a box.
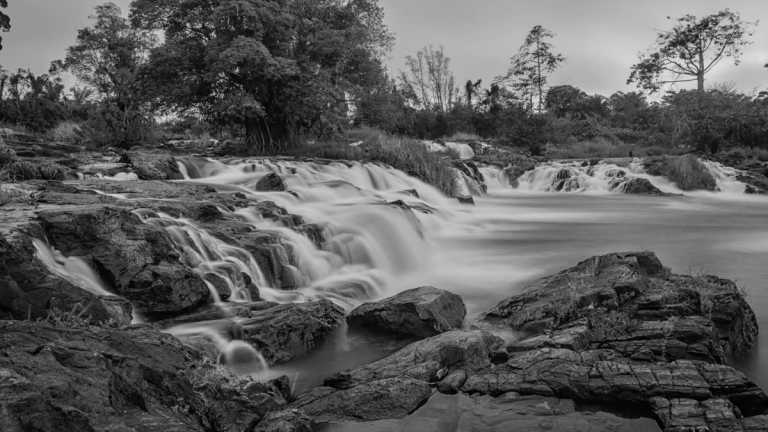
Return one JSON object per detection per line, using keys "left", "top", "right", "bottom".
{"left": 347, "top": 286, "right": 466, "bottom": 338}
{"left": 619, "top": 177, "right": 664, "bottom": 195}
{"left": 240, "top": 299, "right": 345, "bottom": 364}
{"left": 0, "top": 321, "right": 291, "bottom": 432}
{"left": 291, "top": 252, "right": 767, "bottom": 432}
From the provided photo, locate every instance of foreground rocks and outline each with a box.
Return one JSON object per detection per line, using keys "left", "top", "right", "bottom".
{"left": 290, "top": 252, "right": 767, "bottom": 432}
{"left": 347, "top": 286, "right": 466, "bottom": 338}
{"left": 0, "top": 321, "right": 296, "bottom": 432}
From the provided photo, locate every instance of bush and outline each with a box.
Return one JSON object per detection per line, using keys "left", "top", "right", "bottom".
{"left": 645, "top": 154, "right": 717, "bottom": 191}
{"left": 48, "top": 121, "right": 83, "bottom": 142}
{"left": 4, "top": 160, "right": 69, "bottom": 182}
{"left": 0, "top": 139, "right": 17, "bottom": 168}
{"left": 83, "top": 103, "right": 156, "bottom": 149}
{"left": 293, "top": 128, "right": 458, "bottom": 196}
{"left": 547, "top": 137, "right": 634, "bottom": 159}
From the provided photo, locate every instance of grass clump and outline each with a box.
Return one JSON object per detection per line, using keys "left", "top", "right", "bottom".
{"left": 293, "top": 128, "right": 458, "bottom": 196}
{"left": 645, "top": 154, "right": 717, "bottom": 191}
{"left": 3, "top": 160, "right": 70, "bottom": 182}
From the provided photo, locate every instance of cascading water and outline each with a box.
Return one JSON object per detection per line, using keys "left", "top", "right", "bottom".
{"left": 487, "top": 157, "right": 750, "bottom": 196}
{"left": 33, "top": 239, "right": 113, "bottom": 297}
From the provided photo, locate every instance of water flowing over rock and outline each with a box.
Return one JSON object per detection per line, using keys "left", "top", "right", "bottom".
{"left": 0, "top": 321, "right": 292, "bottom": 432}
{"left": 347, "top": 286, "right": 467, "bottom": 338}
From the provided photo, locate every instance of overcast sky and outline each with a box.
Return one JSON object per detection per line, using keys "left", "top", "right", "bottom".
{"left": 1, "top": 0, "right": 767, "bottom": 95}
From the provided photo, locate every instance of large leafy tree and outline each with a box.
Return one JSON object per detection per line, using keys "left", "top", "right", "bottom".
{"left": 498, "top": 25, "right": 565, "bottom": 112}
{"left": 131, "top": 0, "right": 392, "bottom": 153}
{"left": 628, "top": 10, "right": 755, "bottom": 92}
{"left": 63, "top": 3, "right": 156, "bottom": 147}
{"left": 0, "top": 0, "right": 9, "bottom": 51}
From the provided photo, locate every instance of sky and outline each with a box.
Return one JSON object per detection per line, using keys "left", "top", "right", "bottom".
{"left": 1, "top": 0, "right": 767, "bottom": 96}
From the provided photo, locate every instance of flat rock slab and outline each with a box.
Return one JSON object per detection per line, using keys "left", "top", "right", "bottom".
{"left": 318, "top": 392, "right": 662, "bottom": 432}
{"left": 348, "top": 286, "right": 466, "bottom": 338}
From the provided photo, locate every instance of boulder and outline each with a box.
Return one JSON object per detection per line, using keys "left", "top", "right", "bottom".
{"left": 255, "top": 173, "right": 287, "bottom": 192}
{"left": 240, "top": 300, "right": 345, "bottom": 364}
{"left": 619, "top": 177, "right": 664, "bottom": 195}
{"left": 37, "top": 206, "right": 211, "bottom": 317}
{"left": 348, "top": 286, "right": 467, "bottom": 338}
{"left": 123, "top": 151, "right": 183, "bottom": 180}
{"left": 0, "top": 321, "right": 291, "bottom": 432}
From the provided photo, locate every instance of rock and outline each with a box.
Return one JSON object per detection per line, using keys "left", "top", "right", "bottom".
{"left": 240, "top": 300, "right": 345, "bottom": 364}
{"left": 456, "top": 195, "right": 475, "bottom": 205}
{"left": 437, "top": 369, "right": 467, "bottom": 394}
{"left": 123, "top": 151, "right": 183, "bottom": 180}
{"left": 0, "top": 231, "right": 132, "bottom": 325}
{"left": 481, "top": 251, "right": 757, "bottom": 360}
{"left": 0, "top": 320, "right": 289, "bottom": 432}
{"left": 322, "top": 392, "right": 662, "bottom": 432}
{"left": 37, "top": 206, "right": 211, "bottom": 317}
{"left": 293, "top": 378, "right": 433, "bottom": 422}
{"left": 348, "top": 287, "right": 467, "bottom": 338}
{"left": 620, "top": 178, "right": 664, "bottom": 195}
{"left": 256, "top": 173, "right": 287, "bottom": 192}
{"left": 253, "top": 409, "right": 313, "bottom": 432}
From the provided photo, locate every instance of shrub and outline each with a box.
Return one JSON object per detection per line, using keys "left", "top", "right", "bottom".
{"left": 645, "top": 154, "right": 717, "bottom": 191}
{"left": 444, "top": 131, "right": 482, "bottom": 142}
{"left": 547, "top": 137, "right": 634, "bottom": 159}
{"left": 293, "top": 128, "right": 457, "bottom": 196}
{"left": 48, "top": 121, "right": 83, "bottom": 142}
{"left": 0, "top": 139, "right": 17, "bottom": 168}
{"left": 4, "top": 160, "right": 69, "bottom": 182}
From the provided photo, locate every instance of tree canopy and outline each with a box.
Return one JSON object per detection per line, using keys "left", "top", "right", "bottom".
{"left": 0, "top": 0, "right": 10, "bottom": 51}
{"left": 131, "top": 0, "right": 392, "bottom": 153}
{"left": 628, "top": 10, "right": 755, "bottom": 92}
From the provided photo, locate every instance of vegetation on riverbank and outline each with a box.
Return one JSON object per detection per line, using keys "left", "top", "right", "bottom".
{"left": 645, "top": 154, "right": 718, "bottom": 191}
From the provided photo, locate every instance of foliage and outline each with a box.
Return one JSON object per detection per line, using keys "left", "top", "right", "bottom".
{"left": 498, "top": 25, "right": 565, "bottom": 112}
{"left": 64, "top": 3, "right": 156, "bottom": 148}
{"left": 0, "top": 69, "right": 68, "bottom": 131}
{"left": 3, "top": 160, "right": 69, "bottom": 182}
{"left": 628, "top": 10, "right": 755, "bottom": 92}
{"left": 0, "top": 0, "right": 9, "bottom": 51}
{"left": 645, "top": 154, "right": 717, "bottom": 191}
{"left": 132, "top": 0, "right": 393, "bottom": 154}
{"left": 292, "top": 128, "right": 457, "bottom": 195}
{"left": 399, "top": 46, "right": 458, "bottom": 112}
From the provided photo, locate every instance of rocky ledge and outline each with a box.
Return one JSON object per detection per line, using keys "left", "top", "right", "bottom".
{"left": 285, "top": 252, "right": 766, "bottom": 432}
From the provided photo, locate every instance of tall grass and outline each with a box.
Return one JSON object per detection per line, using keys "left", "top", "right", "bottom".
{"left": 291, "top": 128, "right": 458, "bottom": 196}
{"left": 646, "top": 154, "right": 717, "bottom": 191}
{"left": 546, "top": 137, "right": 635, "bottom": 159}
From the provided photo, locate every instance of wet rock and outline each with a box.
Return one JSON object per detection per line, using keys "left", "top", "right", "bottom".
{"left": 620, "top": 177, "right": 664, "bottom": 195}
{"left": 240, "top": 300, "right": 345, "bottom": 364}
{"left": 0, "top": 231, "right": 132, "bottom": 325}
{"left": 437, "top": 369, "right": 467, "bottom": 394}
{"left": 293, "top": 378, "right": 433, "bottom": 422}
{"left": 253, "top": 409, "right": 314, "bottom": 432}
{"left": 37, "top": 206, "right": 211, "bottom": 317}
{"left": 348, "top": 286, "right": 467, "bottom": 338}
{"left": 256, "top": 173, "right": 287, "bottom": 192}
{"left": 0, "top": 320, "right": 289, "bottom": 432}
{"left": 456, "top": 195, "right": 475, "bottom": 205}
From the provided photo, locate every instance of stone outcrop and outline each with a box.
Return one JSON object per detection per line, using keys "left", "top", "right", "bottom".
{"left": 348, "top": 286, "right": 466, "bottom": 338}
{"left": 0, "top": 321, "right": 292, "bottom": 432}
{"left": 240, "top": 300, "right": 345, "bottom": 364}
{"left": 288, "top": 252, "right": 766, "bottom": 432}
{"left": 255, "top": 173, "right": 287, "bottom": 192}
{"left": 619, "top": 177, "right": 664, "bottom": 195}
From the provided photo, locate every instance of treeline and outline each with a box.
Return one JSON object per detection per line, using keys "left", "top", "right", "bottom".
{"left": 0, "top": 2, "right": 767, "bottom": 155}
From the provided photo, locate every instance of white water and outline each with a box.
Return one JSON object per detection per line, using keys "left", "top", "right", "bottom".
{"left": 493, "top": 157, "right": 747, "bottom": 197}
{"left": 33, "top": 239, "right": 113, "bottom": 297}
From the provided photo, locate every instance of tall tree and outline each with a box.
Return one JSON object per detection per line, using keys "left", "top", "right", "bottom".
{"left": 628, "top": 10, "right": 755, "bottom": 92}
{"left": 498, "top": 25, "right": 565, "bottom": 112}
{"left": 0, "top": 0, "right": 9, "bottom": 52}
{"left": 132, "top": 0, "right": 392, "bottom": 153}
{"left": 63, "top": 3, "right": 156, "bottom": 146}
{"left": 399, "top": 46, "right": 457, "bottom": 112}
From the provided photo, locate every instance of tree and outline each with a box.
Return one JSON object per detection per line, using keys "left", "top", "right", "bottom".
{"left": 628, "top": 10, "right": 755, "bottom": 92}
{"left": 63, "top": 3, "right": 156, "bottom": 147}
{"left": 132, "top": 0, "right": 392, "bottom": 153}
{"left": 498, "top": 25, "right": 565, "bottom": 112}
{"left": 399, "top": 46, "right": 457, "bottom": 112}
{"left": 0, "top": 0, "right": 9, "bottom": 51}
{"left": 464, "top": 79, "right": 482, "bottom": 108}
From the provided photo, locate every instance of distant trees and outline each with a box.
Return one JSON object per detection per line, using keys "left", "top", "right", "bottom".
{"left": 499, "top": 25, "right": 565, "bottom": 112}
{"left": 628, "top": 10, "right": 755, "bottom": 92}
{"left": 399, "top": 46, "right": 458, "bottom": 112}
{"left": 0, "top": 0, "right": 9, "bottom": 51}
{"left": 131, "top": 0, "right": 392, "bottom": 153}
{"left": 0, "top": 69, "right": 67, "bottom": 131}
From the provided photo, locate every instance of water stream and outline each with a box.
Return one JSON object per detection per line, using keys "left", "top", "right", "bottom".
{"left": 36, "top": 156, "right": 768, "bottom": 392}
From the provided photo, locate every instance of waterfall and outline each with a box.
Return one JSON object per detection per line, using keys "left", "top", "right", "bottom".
{"left": 489, "top": 157, "right": 750, "bottom": 196}
{"left": 33, "top": 239, "right": 113, "bottom": 297}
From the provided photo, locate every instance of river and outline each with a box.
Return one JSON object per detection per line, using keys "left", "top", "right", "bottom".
{"left": 165, "top": 157, "right": 768, "bottom": 395}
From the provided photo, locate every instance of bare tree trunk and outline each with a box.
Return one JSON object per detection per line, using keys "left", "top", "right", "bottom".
{"left": 697, "top": 42, "right": 705, "bottom": 92}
